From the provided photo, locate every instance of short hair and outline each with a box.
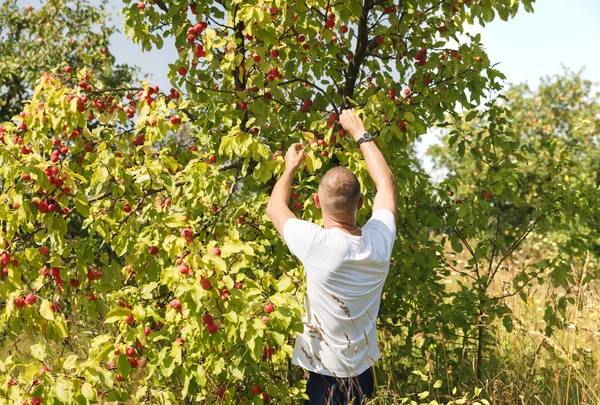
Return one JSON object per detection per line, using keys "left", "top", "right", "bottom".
{"left": 318, "top": 167, "right": 361, "bottom": 214}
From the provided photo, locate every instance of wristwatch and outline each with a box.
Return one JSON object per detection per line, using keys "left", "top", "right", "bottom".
{"left": 356, "top": 132, "right": 373, "bottom": 148}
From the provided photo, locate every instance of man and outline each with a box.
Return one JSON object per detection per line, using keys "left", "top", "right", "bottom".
{"left": 266, "top": 109, "right": 397, "bottom": 404}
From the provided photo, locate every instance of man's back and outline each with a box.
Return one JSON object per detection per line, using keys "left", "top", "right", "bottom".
{"left": 284, "top": 209, "right": 396, "bottom": 378}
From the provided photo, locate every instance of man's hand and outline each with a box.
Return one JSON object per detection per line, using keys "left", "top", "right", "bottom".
{"left": 339, "top": 109, "right": 366, "bottom": 141}
{"left": 284, "top": 142, "right": 305, "bottom": 173}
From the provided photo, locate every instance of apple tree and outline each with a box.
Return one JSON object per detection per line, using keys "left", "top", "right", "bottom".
{"left": 0, "top": 0, "right": 537, "bottom": 403}
{"left": 0, "top": 0, "right": 135, "bottom": 122}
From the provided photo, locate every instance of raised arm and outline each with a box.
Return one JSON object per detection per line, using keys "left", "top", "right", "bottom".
{"left": 339, "top": 109, "right": 397, "bottom": 219}
{"left": 266, "top": 142, "right": 305, "bottom": 238}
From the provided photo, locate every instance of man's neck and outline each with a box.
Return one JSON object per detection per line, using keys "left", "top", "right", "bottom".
{"left": 322, "top": 215, "right": 362, "bottom": 235}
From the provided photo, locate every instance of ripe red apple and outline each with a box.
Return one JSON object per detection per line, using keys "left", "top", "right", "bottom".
{"left": 128, "top": 357, "right": 139, "bottom": 368}
{"left": 116, "top": 374, "right": 124, "bottom": 382}
{"left": 200, "top": 276, "right": 211, "bottom": 290}
{"left": 138, "top": 2, "right": 145, "bottom": 11}
{"left": 144, "top": 326, "right": 151, "bottom": 336}
{"left": 341, "top": 25, "right": 348, "bottom": 33}
{"left": 25, "top": 293, "right": 37, "bottom": 305}
{"left": 39, "top": 246, "right": 49, "bottom": 255}
{"left": 292, "top": 202, "right": 302, "bottom": 210}
{"left": 181, "top": 227, "right": 193, "bottom": 239}
{"left": 484, "top": 192, "right": 492, "bottom": 199}
{"left": 149, "top": 246, "right": 159, "bottom": 255}
{"left": 179, "top": 264, "right": 190, "bottom": 275}
{"left": 126, "top": 346, "right": 136, "bottom": 357}
{"left": 170, "top": 299, "right": 182, "bottom": 311}
{"left": 203, "top": 313, "right": 214, "bottom": 325}
{"left": 290, "top": 193, "right": 299, "bottom": 201}
{"left": 262, "top": 315, "right": 269, "bottom": 324}
{"left": 70, "top": 279, "right": 79, "bottom": 288}
{"left": 448, "top": 191, "right": 454, "bottom": 197}
{"left": 31, "top": 398, "right": 41, "bottom": 405}
{"left": 123, "top": 203, "right": 131, "bottom": 213}
{"left": 206, "top": 322, "right": 219, "bottom": 333}
{"left": 125, "top": 312, "right": 134, "bottom": 324}
{"left": 264, "top": 303, "right": 274, "bottom": 314}
{"left": 211, "top": 247, "right": 221, "bottom": 256}
{"left": 14, "top": 296, "right": 26, "bottom": 308}
{"left": 252, "top": 385, "right": 261, "bottom": 395}
{"left": 174, "top": 337, "right": 184, "bottom": 346}
{"left": 177, "top": 67, "right": 187, "bottom": 76}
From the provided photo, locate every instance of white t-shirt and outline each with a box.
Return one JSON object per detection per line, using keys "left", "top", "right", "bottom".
{"left": 283, "top": 209, "right": 396, "bottom": 378}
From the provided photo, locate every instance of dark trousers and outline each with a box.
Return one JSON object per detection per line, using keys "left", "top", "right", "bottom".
{"left": 306, "top": 368, "right": 375, "bottom": 405}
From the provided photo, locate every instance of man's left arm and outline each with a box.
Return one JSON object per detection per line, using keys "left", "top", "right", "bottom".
{"left": 266, "top": 142, "right": 304, "bottom": 240}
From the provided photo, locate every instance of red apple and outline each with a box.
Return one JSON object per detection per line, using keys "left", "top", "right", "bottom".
{"left": 200, "top": 276, "right": 211, "bottom": 290}
{"left": 128, "top": 357, "right": 139, "bottom": 368}
{"left": 264, "top": 303, "right": 274, "bottom": 314}
{"left": 125, "top": 312, "right": 134, "bottom": 324}
{"left": 170, "top": 299, "right": 182, "bottom": 311}
{"left": 25, "top": 294, "right": 37, "bottom": 305}
{"left": 211, "top": 247, "right": 221, "bottom": 256}
{"left": 206, "top": 322, "right": 219, "bottom": 334}
{"left": 203, "top": 313, "right": 214, "bottom": 325}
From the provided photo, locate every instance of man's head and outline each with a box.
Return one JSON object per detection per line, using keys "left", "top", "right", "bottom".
{"left": 315, "top": 167, "right": 363, "bottom": 216}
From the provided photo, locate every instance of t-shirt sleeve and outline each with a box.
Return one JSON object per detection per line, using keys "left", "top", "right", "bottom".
{"left": 363, "top": 209, "right": 397, "bottom": 252}
{"left": 283, "top": 218, "right": 321, "bottom": 263}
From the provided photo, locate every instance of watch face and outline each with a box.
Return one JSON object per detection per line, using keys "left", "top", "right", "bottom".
{"left": 363, "top": 133, "right": 372, "bottom": 141}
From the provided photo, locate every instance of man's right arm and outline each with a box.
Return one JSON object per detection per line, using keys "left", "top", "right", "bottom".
{"left": 339, "top": 109, "right": 397, "bottom": 219}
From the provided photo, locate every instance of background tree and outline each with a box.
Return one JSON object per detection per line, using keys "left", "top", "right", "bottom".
{"left": 427, "top": 69, "right": 600, "bottom": 400}
{"left": 0, "top": 0, "right": 135, "bottom": 122}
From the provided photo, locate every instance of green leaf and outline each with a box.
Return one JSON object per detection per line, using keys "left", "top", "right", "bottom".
{"left": 74, "top": 189, "right": 90, "bottom": 218}
{"left": 450, "top": 234, "right": 463, "bottom": 253}
{"left": 63, "top": 355, "right": 78, "bottom": 370}
{"left": 163, "top": 213, "right": 187, "bottom": 228}
{"left": 30, "top": 343, "right": 46, "bottom": 361}
{"left": 81, "top": 382, "right": 96, "bottom": 400}
{"left": 104, "top": 306, "right": 131, "bottom": 323}
{"left": 40, "top": 299, "right": 55, "bottom": 320}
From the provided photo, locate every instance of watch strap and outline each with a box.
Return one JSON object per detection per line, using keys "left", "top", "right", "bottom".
{"left": 356, "top": 133, "right": 372, "bottom": 148}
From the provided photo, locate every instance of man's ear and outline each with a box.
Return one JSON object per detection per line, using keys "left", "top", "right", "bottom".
{"left": 314, "top": 193, "right": 321, "bottom": 209}
{"left": 357, "top": 195, "right": 364, "bottom": 210}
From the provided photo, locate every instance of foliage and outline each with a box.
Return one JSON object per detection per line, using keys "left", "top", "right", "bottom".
{"left": 427, "top": 69, "right": 600, "bottom": 384}
{"left": 0, "top": 0, "right": 542, "bottom": 403}
{"left": 0, "top": 0, "right": 135, "bottom": 122}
